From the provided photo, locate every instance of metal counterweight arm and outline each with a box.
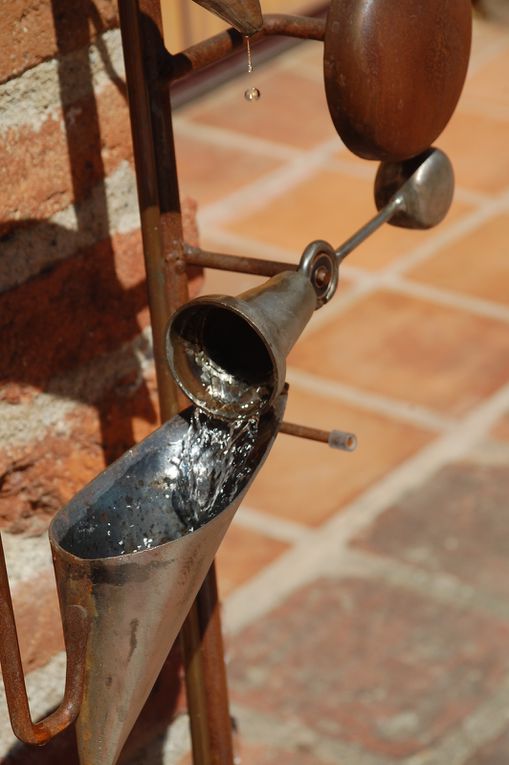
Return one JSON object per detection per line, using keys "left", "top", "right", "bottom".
{"left": 184, "top": 148, "right": 455, "bottom": 308}
{"left": 0, "top": 534, "right": 88, "bottom": 745}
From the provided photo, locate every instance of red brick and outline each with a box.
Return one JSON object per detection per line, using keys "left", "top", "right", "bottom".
{"left": 353, "top": 462, "right": 509, "bottom": 602}
{"left": 0, "top": 229, "right": 148, "bottom": 397}
{"left": 0, "top": 84, "right": 132, "bottom": 225}
{"left": 0, "top": 418, "right": 105, "bottom": 533}
{"left": 10, "top": 570, "right": 65, "bottom": 673}
{"left": 0, "top": 366, "right": 164, "bottom": 534}
{"left": 229, "top": 577, "right": 509, "bottom": 758}
{"left": 0, "top": 0, "right": 118, "bottom": 84}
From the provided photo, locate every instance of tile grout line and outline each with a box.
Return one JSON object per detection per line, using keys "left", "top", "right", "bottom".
{"left": 234, "top": 504, "right": 309, "bottom": 544}
{"left": 286, "top": 367, "right": 455, "bottom": 433}
{"left": 384, "top": 189, "right": 509, "bottom": 276}
{"left": 232, "top": 704, "right": 390, "bottom": 765}
{"left": 405, "top": 672, "right": 509, "bottom": 765}
{"left": 224, "top": 379, "right": 509, "bottom": 635}
{"left": 174, "top": 116, "right": 303, "bottom": 161}
{"left": 466, "top": 26, "right": 509, "bottom": 76}
{"left": 197, "top": 136, "right": 343, "bottom": 227}
{"left": 385, "top": 274, "right": 509, "bottom": 324}
{"left": 335, "top": 548, "right": 509, "bottom": 625}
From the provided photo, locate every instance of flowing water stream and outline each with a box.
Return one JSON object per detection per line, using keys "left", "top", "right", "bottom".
{"left": 164, "top": 408, "right": 259, "bottom": 533}
{"left": 58, "top": 408, "right": 261, "bottom": 558}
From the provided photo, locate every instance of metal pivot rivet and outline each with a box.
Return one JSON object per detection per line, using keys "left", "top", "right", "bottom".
{"left": 298, "top": 240, "right": 339, "bottom": 308}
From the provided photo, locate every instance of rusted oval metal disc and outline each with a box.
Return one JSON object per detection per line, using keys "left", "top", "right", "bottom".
{"left": 324, "top": 0, "right": 472, "bottom": 161}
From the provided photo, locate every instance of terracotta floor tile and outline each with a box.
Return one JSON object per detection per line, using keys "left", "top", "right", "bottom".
{"left": 438, "top": 109, "right": 509, "bottom": 194}
{"left": 408, "top": 213, "right": 509, "bottom": 305}
{"left": 174, "top": 131, "right": 283, "bottom": 205}
{"left": 177, "top": 746, "right": 324, "bottom": 765}
{"left": 184, "top": 68, "right": 339, "bottom": 149}
{"left": 198, "top": 267, "right": 264, "bottom": 298}
{"left": 465, "top": 725, "right": 509, "bottom": 765}
{"left": 289, "top": 290, "right": 509, "bottom": 416}
{"left": 353, "top": 462, "right": 509, "bottom": 602}
{"left": 469, "top": 17, "right": 509, "bottom": 67}
{"left": 216, "top": 524, "right": 289, "bottom": 597}
{"left": 463, "top": 46, "right": 509, "bottom": 118}
{"left": 225, "top": 168, "right": 472, "bottom": 271}
{"left": 234, "top": 741, "right": 332, "bottom": 765}
{"left": 287, "top": 38, "right": 325, "bottom": 79}
{"left": 490, "top": 411, "right": 509, "bottom": 443}
{"left": 245, "top": 386, "right": 432, "bottom": 526}
{"left": 225, "top": 168, "right": 375, "bottom": 254}
{"left": 230, "top": 577, "right": 509, "bottom": 758}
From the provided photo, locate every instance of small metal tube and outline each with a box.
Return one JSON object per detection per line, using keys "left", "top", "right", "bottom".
{"left": 279, "top": 422, "right": 357, "bottom": 452}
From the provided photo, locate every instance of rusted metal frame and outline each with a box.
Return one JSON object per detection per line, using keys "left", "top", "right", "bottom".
{"left": 0, "top": 534, "right": 88, "bottom": 745}
{"left": 166, "top": 14, "right": 326, "bottom": 82}
{"left": 184, "top": 244, "right": 297, "bottom": 277}
{"left": 118, "top": 3, "right": 234, "bottom": 765}
{"left": 118, "top": 0, "right": 187, "bottom": 416}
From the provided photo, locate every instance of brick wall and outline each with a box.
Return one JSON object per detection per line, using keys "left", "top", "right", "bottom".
{"left": 0, "top": 2, "right": 195, "bottom": 761}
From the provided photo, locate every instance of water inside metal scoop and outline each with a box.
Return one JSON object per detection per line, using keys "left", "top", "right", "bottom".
{"left": 52, "top": 405, "right": 277, "bottom": 560}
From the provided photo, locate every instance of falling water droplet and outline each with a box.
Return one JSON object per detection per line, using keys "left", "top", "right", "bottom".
{"left": 246, "top": 36, "right": 253, "bottom": 74}
{"left": 244, "top": 36, "right": 261, "bottom": 102}
{"left": 244, "top": 87, "right": 261, "bottom": 102}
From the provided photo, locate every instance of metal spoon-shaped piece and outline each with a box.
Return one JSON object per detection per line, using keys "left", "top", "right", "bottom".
{"left": 335, "top": 148, "right": 454, "bottom": 262}
{"left": 374, "top": 147, "right": 455, "bottom": 230}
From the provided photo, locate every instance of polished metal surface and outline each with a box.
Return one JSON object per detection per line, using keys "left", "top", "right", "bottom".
{"left": 48, "top": 396, "right": 286, "bottom": 765}
{"left": 166, "top": 271, "right": 317, "bottom": 420}
{"left": 374, "top": 147, "right": 455, "bottom": 230}
{"left": 299, "top": 240, "right": 339, "bottom": 307}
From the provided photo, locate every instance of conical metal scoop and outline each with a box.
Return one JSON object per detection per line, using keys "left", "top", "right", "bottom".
{"left": 166, "top": 269, "right": 320, "bottom": 421}
{"left": 191, "top": 0, "right": 263, "bottom": 35}
{"left": 47, "top": 395, "right": 285, "bottom": 765}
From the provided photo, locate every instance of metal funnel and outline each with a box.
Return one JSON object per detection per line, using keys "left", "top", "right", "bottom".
{"left": 49, "top": 396, "right": 286, "bottom": 765}
{"left": 191, "top": 0, "right": 263, "bottom": 35}
{"left": 166, "top": 269, "right": 319, "bottom": 420}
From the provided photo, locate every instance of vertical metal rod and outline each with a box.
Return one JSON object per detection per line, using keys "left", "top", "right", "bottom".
{"left": 118, "top": 3, "right": 234, "bottom": 764}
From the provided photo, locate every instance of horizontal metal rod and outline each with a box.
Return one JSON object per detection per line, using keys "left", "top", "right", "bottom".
{"left": 184, "top": 244, "right": 296, "bottom": 277}
{"left": 167, "top": 14, "right": 326, "bottom": 82}
{"left": 280, "top": 422, "right": 357, "bottom": 452}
